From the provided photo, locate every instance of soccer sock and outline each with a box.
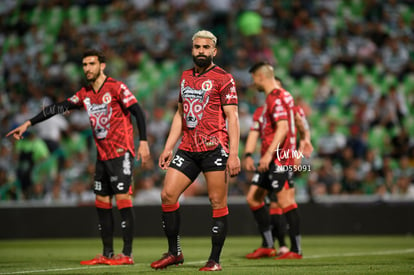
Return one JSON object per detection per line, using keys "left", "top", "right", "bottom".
{"left": 162, "top": 203, "right": 181, "bottom": 256}
{"left": 95, "top": 200, "right": 114, "bottom": 258}
{"left": 269, "top": 207, "right": 287, "bottom": 248}
{"left": 283, "top": 204, "right": 301, "bottom": 254}
{"left": 209, "top": 207, "right": 229, "bottom": 263}
{"left": 118, "top": 199, "right": 134, "bottom": 256}
{"left": 251, "top": 203, "right": 273, "bottom": 248}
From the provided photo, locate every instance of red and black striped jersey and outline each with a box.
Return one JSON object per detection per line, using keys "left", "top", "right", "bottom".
{"left": 68, "top": 77, "right": 138, "bottom": 160}
{"left": 178, "top": 65, "right": 238, "bottom": 153}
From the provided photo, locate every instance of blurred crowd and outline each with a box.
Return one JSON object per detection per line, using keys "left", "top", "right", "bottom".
{"left": 1, "top": 0, "right": 414, "bottom": 203}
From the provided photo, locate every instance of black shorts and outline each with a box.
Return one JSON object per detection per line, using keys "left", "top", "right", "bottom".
{"left": 251, "top": 163, "right": 294, "bottom": 202}
{"left": 169, "top": 145, "right": 228, "bottom": 182}
{"left": 93, "top": 151, "right": 134, "bottom": 196}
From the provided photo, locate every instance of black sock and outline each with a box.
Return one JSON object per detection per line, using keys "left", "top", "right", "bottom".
{"left": 252, "top": 205, "right": 273, "bottom": 248}
{"left": 162, "top": 209, "right": 181, "bottom": 256}
{"left": 119, "top": 207, "right": 134, "bottom": 256}
{"left": 96, "top": 207, "right": 114, "bottom": 258}
{"left": 209, "top": 215, "right": 228, "bottom": 263}
{"left": 270, "top": 214, "right": 287, "bottom": 248}
{"left": 285, "top": 208, "right": 301, "bottom": 254}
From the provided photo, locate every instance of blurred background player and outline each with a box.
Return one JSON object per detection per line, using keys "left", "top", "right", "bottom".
{"left": 150, "top": 30, "right": 240, "bottom": 271}
{"left": 243, "top": 62, "right": 303, "bottom": 260}
{"left": 244, "top": 98, "right": 312, "bottom": 259}
{"left": 7, "top": 49, "right": 150, "bottom": 266}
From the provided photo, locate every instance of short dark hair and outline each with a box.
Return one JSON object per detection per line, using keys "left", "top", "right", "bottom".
{"left": 248, "top": 61, "right": 272, "bottom": 73}
{"left": 274, "top": 76, "right": 283, "bottom": 86}
{"left": 82, "top": 49, "right": 106, "bottom": 63}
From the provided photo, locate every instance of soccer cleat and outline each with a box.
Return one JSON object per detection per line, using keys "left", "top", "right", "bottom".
{"left": 275, "top": 251, "right": 303, "bottom": 260}
{"left": 80, "top": 254, "right": 112, "bottom": 265}
{"left": 106, "top": 253, "right": 134, "bottom": 265}
{"left": 276, "top": 246, "right": 290, "bottom": 257}
{"left": 246, "top": 247, "right": 277, "bottom": 259}
{"left": 199, "top": 260, "right": 222, "bottom": 271}
{"left": 150, "top": 252, "right": 184, "bottom": 269}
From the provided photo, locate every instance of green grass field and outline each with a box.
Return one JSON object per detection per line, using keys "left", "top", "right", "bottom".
{"left": 0, "top": 236, "right": 413, "bottom": 274}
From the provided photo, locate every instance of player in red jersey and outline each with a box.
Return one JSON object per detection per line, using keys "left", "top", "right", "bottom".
{"left": 269, "top": 103, "right": 313, "bottom": 257}
{"left": 244, "top": 102, "right": 313, "bottom": 259}
{"left": 7, "top": 49, "right": 150, "bottom": 266}
{"left": 243, "top": 62, "right": 303, "bottom": 260}
{"left": 150, "top": 30, "right": 240, "bottom": 272}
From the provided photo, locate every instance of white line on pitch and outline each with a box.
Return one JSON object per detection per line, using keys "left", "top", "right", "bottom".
{"left": 1, "top": 250, "right": 413, "bottom": 275}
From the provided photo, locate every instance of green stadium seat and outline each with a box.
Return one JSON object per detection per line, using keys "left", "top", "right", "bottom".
{"left": 274, "top": 45, "right": 293, "bottom": 68}
{"left": 330, "top": 65, "right": 348, "bottom": 86}
{"left": 299, "top": 76, "right": 317, "bottom": 102}
{"left": 46, "top": 6, "right": 64, "bottom": 35}
{"left": 87, "top": 5, "right": 103, "bottom": 25}
{"left": 160, "top": 60, "right": 179, "bottom": 81}
{"left": 403, "top": 116, "right": 414, "bottom": 136}
{"left": 403, "top": 73, "right": 414, "bottom": 95}
{"left": 29, "top": 6, "right": 43, "bottom": 25}
{"left": 379, "top": 74, "right": 398, "bottom": 94}
{"left": 349, "top": 0, "right": 365, "bottom": 19}
{"left": 68, "top": 5, "right": 83, "bottom": 27}
{"left": 401, "top": 5, "right": 413, "bottom": 24}
{"left": 367, "top": 126, "right": 390, "bottom": 155}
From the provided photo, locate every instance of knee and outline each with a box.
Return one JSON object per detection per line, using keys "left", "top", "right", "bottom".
{"left": 246, "top": 195, "right": 265, "bottom": 209}
{"left": 277, "top": 195, "right": 295, "bottom": 209}
{"left": 246, "top": 193, "right": 256, "bottom": 207}
{"left": 161, "top": 189, "right": 177, "bottom": 205}
{"left": 209, "top": 193, "right": 226, "bottom": 209}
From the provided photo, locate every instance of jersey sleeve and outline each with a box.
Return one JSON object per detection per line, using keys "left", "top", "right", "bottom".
{"left": 220, "top": 74, "right": 238, "bottom": 106}
{"left": 294, "top": 105, "right": 306, "bottom": 117}
{"left": 268, "top": 94, "right": 288, "bottom": 123}
{"left": 250, "top": 107, "right": 262, "bottom": 131}
{"left": 68, "top": 89, "right": 84, "bottom": 107}
{"left": 118, "top": 82, "right": 138, "bottom": 108}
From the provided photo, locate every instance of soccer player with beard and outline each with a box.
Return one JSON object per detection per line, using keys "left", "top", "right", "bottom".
{"left": 7, "top": 49, "right": 150, "bottom": 265}
{"left": 242, "top": 62, "right": 303, "bottom": 260}
{"left": 150, "top": 30, "right": 240, "bottom": 271}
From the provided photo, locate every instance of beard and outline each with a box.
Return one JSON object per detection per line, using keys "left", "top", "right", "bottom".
{"left": 193, "top": 55, "right": 212, "bottom": 68}
{"left": 85, "top": 70, "right": 100, "bottom": 83}
{"left": 254, "top": 84, "right": 265, "bottom": 92}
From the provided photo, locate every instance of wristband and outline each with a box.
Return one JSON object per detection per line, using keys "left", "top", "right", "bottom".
{"left": 244, "top": 152, "right": 253, "bottom": 158}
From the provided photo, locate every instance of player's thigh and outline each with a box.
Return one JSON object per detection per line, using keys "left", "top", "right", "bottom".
{"left": 94, "top": 159, "right": 112, "bottom": 198}
{"left": 106, "top": 152, "right": 134, "bottom": 195}
{"left": 204, "top": 170, "right": 228, "bottom": 209}
{"left": 161, "top": 167, "right": 193, "bottom": 203}
{"left": 276, "top": 187, "right": 292, "bottom": 208}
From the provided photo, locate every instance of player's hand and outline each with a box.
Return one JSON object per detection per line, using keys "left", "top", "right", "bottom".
{"left": 137, "top": 141, "right": 151, "bottom": 167}
{"left": 299, "top": 139, "right": 313, "bottom": 158}
{"left": 226, "top": 154, "right": 240, "bottom": 177}
{"left": 258, "top": 153, "right": 272, "bottom": 173}
{"left": 243, "top": 156, "right": 256, "bottom": 172}
{"left": 6, "top": 121, "right": 31, "bottom": 140}
{"left": 158, "top": 149, "right": 173, "bottom": 170}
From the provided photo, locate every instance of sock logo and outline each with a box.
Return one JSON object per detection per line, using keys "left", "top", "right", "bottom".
{"left": 121, "top": 221, "right": 126, "bottom": 228}
{"left": 212, "top": 226, "right": 219, "bottom": 234}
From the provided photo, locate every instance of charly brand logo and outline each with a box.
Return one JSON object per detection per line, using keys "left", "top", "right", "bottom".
{"left": 275, "top": 143, "right": 311, "bottom": 172}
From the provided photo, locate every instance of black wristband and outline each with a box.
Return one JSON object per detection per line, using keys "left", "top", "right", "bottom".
{"left": 244, "top": 152, "right": 253, "bottom": 158}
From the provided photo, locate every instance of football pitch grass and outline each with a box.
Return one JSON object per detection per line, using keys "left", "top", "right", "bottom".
{"left": 0, "top": 236, "right": 413, "bottom": 274}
